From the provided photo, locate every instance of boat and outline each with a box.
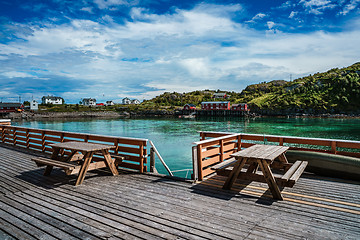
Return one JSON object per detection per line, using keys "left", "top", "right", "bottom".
{"left": 285, "top": 150, "right": 360, "bottom": 181}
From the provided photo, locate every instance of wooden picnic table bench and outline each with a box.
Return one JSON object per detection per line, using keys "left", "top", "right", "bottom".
{"left": 32, "top": 141, "right": 124, "bottom": 185}
{"left": 211, "top": 144, "right": 308, "bottom": 200}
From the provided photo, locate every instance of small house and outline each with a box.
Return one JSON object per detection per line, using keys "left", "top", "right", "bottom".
{"left": 201, "top": 101, "right": 230, "bottom": 110}
{"left": 0, "top": 103, "right": 24, "bottom": 113}
{"left": 213, "top": 93, "right": 230, "bottom": 99}
{"left": 122, "top": 97, "right": 131, "bottom": 105}
{"left": 30, "top": 100, "right": 39, "bottom": 111}
{"left": 131, "top": 99, "right": 141, "bottom": 105}
{"left": 96, "top": 103, "right": 104, "bottom": 106}
{"left": 183, "top": 104, "right": 196, "bottom": 110}
{"left": 82, "top": 98, "right": 96, "bottom": 106}
{"left": 106, "top": 101, "right": 115, "bottom": 106}
{"left": 231, "top": 103, "right": 249, "bottom": 111}
{"left": 42, "top": 96, "right": 63, "bottom": 105}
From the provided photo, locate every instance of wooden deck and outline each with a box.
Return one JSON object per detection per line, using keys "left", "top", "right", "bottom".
{"left": 1, "top": 143, "right": 360, "bottom": 240}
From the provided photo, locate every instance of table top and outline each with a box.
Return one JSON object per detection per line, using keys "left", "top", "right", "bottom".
{"left": 231, "top": 144, "right": 289, "bottom": 162}
{"left": 49, "top": 141, "right": 115, "bottom": 152}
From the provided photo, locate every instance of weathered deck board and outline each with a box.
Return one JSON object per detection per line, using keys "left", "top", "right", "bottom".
{"left": 1, "top": 143, "right": 360, "bottom": 240}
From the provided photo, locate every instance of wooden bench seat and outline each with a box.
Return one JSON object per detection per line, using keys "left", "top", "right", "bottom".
{"left": 211, "top": 158, "right": 237, "bottom": 171}
{"left": 281, "top": 160, "right": 308, "bottom": 187}
{"left": 212, "top": 158, "right": 308, "bottom": 188}
{"left": 32, "top": 157, "right": 80, "bottom": 175}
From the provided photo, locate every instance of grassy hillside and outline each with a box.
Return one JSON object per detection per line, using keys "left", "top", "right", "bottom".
{"left": 145, "top": 63, "right": 360, "bottom": 113}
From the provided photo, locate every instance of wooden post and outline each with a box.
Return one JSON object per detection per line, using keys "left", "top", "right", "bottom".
{"left": 279, "top": 137, "right": 283, "bottom": 146}
{"left": 41, "top": 131, "right": 46, "bottom": 152}
{"left": 139, "top": 144, "right": 144, "bottom": 173}
{"left": 192, "top": 146, "right": 199, "bottom": 181}
{"left": 13, "top": 129, "right": 17, "bottom": 146}
{"left": 331, "top": 141, "right": 337, "bottom": 154}
{"left": 197, "top": 144, "right": 203, "bottom": 181}
{"left": 220, "top": 139, "right": 224, "bottom": 162}
{"left": 237, "top": 135, "right": 241, "bottom": 151}
{"left": 150, "top": 147, "right": 157, "bottom": 173}
{"left": 26, "top": 129, "right": 30, "bottom": 148}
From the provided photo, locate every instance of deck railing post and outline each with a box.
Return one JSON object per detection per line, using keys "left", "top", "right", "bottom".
{"left": 197, "top": 144, "right": 203, "bottom": 181}
{"left": 331, "top": 141, "right": 337, "bottom": 154}
{"left": 192, "top": 145, "right": 199, "bottom": 181}
{"left": 220, "top": 139, "right": 224, "bottom": 162}
{"left": 150, "top": 147, "right": 157, "bottom": 173}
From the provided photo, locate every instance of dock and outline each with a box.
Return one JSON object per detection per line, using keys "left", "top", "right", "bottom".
{"left": 1, "top": 143, "right": 359, "bottom": 239}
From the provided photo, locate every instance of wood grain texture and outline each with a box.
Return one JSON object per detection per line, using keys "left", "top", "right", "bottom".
{"left": 1, "top": 144, "right": 360, "bottom": 240}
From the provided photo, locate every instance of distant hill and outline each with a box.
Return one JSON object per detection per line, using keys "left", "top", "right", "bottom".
{"left": 144, "top": 63, "right": 360, "bottom": 114}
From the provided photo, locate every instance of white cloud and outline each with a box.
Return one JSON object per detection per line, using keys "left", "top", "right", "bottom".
{"left": 1, "top": 3, "right": 360, "bottom": 102}
{"left": 94, "top": 0, "right": 138, "bottom": 9}
{"left": 247, "top": 13, "right": 267, "bottom": 22}
{"left": 80, "top": 7, "right": 93, "bottom": 13}
{"left": 300, "top": 0, "right": 337, "bottom": 14}
{"left": 339, "top": 0, "right": 360, "bottom": 15}
{"left": 301, "top": 0, "right": 331, "bottom": 7}
{"left": 267, "top": 21, "right": 275, "bottom": 29}
{"left": 2, "top": 71, "right": 34, "bottom": 78}
{"left": 289, "top": 11, "right": 298, "bottom": 18}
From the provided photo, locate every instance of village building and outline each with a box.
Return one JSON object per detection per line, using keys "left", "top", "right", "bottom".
{"left": 183, "top": 104, "right": 196, "bottom": 110}
{"left": 131, "top": 99, "right": 141, "bottom": 105}
{"left": 201, "top": 101, "right": 230, "bottom": 110}
{"left": 30, "top": 100, "right": 39, "bottom": 111}
{"left": 106, "top": 100, "right": 115, "bottom": 106}
{"left": 42, "top": 96, "right": 63, "bottom": 105}
{"left": 82, "top": 98, "right": 96, "bottom": 106}
{"left": 122, "top": 97, "right": 131, "bottom": 105}
{"left": 231, "top": 103, "right": 249, "bottom": 111}
{"left": 213, "top": 92, "right": 230, "bottom": 99}
{"left": 0, "top": 102, "right": 24, "bottom": 113}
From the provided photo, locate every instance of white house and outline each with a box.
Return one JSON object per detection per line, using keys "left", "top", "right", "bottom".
{"left": 122, "top": 97, "right": 131, "bottom": 105}
{"left": 30, "top": 100, "right": 38, "bottom": 111}
{"left": 131, "top": 99, "right": 141, "bottom": 105}
{"left": 42, "top": 96, "right": 63, "bottom": 105}
{"left": 82, "top": 98, "right": 96, "bottom": 106}
{"left": 106, "top": 100, "right": 115, "bottom": 106}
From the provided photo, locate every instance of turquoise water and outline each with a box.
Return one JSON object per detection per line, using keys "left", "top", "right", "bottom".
{"left": 13, "top": 117, "right": 360, "bottom": 177}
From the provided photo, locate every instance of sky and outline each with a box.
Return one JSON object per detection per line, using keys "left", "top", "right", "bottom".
{"left": 0, "top": 0, "right": 359, "bottom": 103}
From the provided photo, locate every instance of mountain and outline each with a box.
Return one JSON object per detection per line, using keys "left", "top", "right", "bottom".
{"left": 144, "top": 63, "right": 360, "bottom": 114}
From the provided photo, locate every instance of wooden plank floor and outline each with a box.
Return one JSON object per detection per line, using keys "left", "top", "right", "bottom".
{"left": 1, "top": 143, "right": 360, "bottom": 240}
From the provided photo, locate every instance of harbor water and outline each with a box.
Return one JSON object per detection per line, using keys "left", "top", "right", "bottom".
{"left": 13, "top": 117, "right": 360, "bottom": 178}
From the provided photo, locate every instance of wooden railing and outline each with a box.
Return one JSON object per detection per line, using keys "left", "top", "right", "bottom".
{"left": 0, "top": 125, "right": 148, "bottom": 173}
{"left": 192, "top": 131, "right": 360, "bottom": 181}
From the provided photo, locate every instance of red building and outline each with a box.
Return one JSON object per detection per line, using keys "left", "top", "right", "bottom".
{"left": 231, "top": 103, "right": 249, "bottom": 111}
{"left": 0, "top": 103, "right": 24, "bottom": 113}
{"left": 201, "top": 101, "right": 230, "bottom": 110}
{"left": 183, "top": 104, "right": 196, "bottom": 110}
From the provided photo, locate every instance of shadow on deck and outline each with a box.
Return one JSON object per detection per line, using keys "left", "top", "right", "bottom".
{"left": 1, "top": 143, "right": 360, "bottom": 240}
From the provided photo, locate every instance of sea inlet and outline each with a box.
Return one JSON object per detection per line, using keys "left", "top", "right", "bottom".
{"left": 12, "top": 116, "right": 360, "bottom": 178}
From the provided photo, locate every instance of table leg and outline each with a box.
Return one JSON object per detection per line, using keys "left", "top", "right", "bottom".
{"left": 223, "top": 157, "right": 247, "bottom": 190}
{"left": 278, "top": 153, "right": 288, "bottom": 163}
{"left": 44, "top": 147, "right": 61, "bottom": 176}
{"left": 75, "top": 152, "right": 94, "bottom": 186}
{"left": 101, "top": 149, "right": 119, "bottom": 176}
{"left": 257, "top": 159, "right": 283, "bottom": 200}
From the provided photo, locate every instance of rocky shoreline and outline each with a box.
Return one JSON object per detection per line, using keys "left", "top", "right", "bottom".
{"left": 3, "top": 109, "right": 360, "bottom": 120}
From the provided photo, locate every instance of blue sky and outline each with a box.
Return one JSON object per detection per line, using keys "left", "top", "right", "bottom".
{"left": 0, "top": 0, "right": 359, "bottom": 103}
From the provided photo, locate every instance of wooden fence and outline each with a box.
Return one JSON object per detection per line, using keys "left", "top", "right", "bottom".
{"left": 0, "top": 125, "right": 148, "bottom": 173}
{"left": 192, "top": 131, "right": 360, "bottom": 181}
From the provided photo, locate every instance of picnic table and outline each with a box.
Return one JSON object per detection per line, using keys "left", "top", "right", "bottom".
{"left": 212, "top": 144, "right": 308, "bottom": 200}
{"left": 32, "top": 141, "right": 121, "bottom": 185}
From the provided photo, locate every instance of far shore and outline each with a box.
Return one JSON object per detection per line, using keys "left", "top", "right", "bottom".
{"left": 3, "top": 110, "right": 360, "bottom": 121}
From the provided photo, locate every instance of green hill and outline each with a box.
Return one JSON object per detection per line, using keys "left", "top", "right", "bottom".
{"left": 144, "top": 63, "right": 360, "bottom": 114}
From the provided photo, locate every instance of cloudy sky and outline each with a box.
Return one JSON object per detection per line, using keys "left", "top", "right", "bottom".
{"left": 0, "top": 0, "right": 359, "bottom": 103}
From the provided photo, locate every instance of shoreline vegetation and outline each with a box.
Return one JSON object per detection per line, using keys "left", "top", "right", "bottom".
{"left": 4, "top": 62, "right": 360, "bottom": 120}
